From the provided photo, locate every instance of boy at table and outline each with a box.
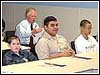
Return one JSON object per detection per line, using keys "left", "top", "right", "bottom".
{"left": 3, "top": 35, "right": 37, "bottom": 65}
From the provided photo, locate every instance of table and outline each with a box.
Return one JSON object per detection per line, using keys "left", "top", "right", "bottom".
{"left": 1, "top": 51, "right": 98, "bottom": 74}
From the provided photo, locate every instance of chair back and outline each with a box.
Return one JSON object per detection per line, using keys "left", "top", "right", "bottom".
{"left": 71, "top": 41, "right": 76, "bottom": 54}
{"left": 5, "top": 31, "right": 15, "bottom": 42}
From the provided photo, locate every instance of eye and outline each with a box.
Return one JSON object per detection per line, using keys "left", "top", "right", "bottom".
{"left": 12, "top": 43, "right": 15, "bottom": 45}
{"left": 50, "top": 24, "right": 58, "bottom": 27}
{"left": 17, "top": 43, "right": 20, "bottom": 45}
{"left": 56, "top": 24, "right": 58, "bottom": 26}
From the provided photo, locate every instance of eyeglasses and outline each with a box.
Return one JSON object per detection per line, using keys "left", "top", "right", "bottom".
{"left": 49, "top": 24, "right": 58, "bottom": 27}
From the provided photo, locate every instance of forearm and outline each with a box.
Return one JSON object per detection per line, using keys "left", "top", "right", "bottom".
{"left": 32, "top": 28, "right": 42, "bottom": 34}
{"left": 47, "top": 52, "right": 64, "bottom": 59}
{"left": 47, "top": 49, "right": 75, "bottom": 59}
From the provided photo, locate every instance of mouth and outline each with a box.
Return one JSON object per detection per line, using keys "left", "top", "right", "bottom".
{"left": 15, "top": 48, "right": 19, "bottom": 50}
{"left": 53, "top": 29, "right": 58, "bottom": 31}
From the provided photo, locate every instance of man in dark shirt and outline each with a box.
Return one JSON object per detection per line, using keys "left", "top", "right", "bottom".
{"left": 3, "top": 35, "right": 37, "bottom": 66}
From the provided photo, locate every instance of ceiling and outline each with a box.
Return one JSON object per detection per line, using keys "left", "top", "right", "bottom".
{"left": 2, "top": 1, "right": 98, "bottom": 8}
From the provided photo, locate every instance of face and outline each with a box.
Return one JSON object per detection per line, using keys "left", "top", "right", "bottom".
{"left": 9, "top": 39, "right": 20, "bottom": 53}
{"left": 26, "top": 10, "right": 37, "bottom": 24}
{"left": 45, "top": 21, "right": 59, "bottom": 36}
{"left": 82, "top": 23, "right": 92, "bottom": 35}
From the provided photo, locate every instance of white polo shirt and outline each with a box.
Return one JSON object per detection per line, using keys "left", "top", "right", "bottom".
{"left": 75, "top": 34, "right": 98, "bottom": 54}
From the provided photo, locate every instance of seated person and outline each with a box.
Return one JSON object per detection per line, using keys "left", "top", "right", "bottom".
{"left": 3, "top": 35, "right": 38, "bottom": 65}
{"left": 35, "top": 16, "right": 75, "bottom": 60}
{"left": 2, "top": 19, "right": 5, "bottom": 41}
{"left": 75, "top": 19, "right": 98, "bottom": 54}
{"left": 15, "top": 7, "right": 43, "bottom": 56}
{"left": 15, "top": 7, "right": 42, "bottom": 46}
{"left": 2, "top": 19, "right": 5, "bottom": 32}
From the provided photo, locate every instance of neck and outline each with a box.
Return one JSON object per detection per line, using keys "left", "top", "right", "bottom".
{"left": 13, "top": 51, "right": 19, "bottom": 55}
{"left": 45, "top": 31, "right": 56, "bottom": 37}
{"left": 82, "top": 33, "right": 88, "bottom": 40}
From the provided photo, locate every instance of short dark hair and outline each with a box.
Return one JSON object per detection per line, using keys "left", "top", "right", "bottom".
{"left": 80, "top": 19, "right": 91, "bottom": 27}
{"left": 8, "top": 35, "right": 20, "bottom": 44}
{"left": 44, "top": 16, "right": 57, "bottom": 26}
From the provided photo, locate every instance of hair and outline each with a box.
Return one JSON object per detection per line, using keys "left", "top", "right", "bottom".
{"left": 2, "top": 19, "right": 5, "bottom": 32}
{"left": 80, "top": 19, "right": 91, "bottom": 27}
{"left": 8, "top": 35, "right": 20, "bottom": 44}
{"left": 25, "top": 7, "right": 36, "bottom": 17}
{"left": 44, "top": 16, "right": 57, "bottom": 26}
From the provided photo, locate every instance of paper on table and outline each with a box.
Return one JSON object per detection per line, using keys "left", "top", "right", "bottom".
{"left": 44, "top": 62, "right": 67, "bottom": 67}
{"left": 74, "top": 56, "right": 92, "bottom": 60}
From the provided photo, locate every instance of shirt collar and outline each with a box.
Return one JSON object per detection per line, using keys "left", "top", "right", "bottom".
{"left": 9, "top": 50, "right": 22, "bottom": 56}
{"left": 43, "top": 31, "right": 57, "bottom": 40}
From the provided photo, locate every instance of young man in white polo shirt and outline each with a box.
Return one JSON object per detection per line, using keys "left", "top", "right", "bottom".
{"left": 75, "top": 19, "right": 98, "bottom": 54}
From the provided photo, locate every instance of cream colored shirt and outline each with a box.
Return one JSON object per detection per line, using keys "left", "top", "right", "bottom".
{"left": 35, "top": 31, "right": 71, "bottom": 59}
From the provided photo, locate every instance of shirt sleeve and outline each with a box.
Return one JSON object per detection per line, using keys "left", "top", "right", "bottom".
{"left": 15, "top": 23, "right": 31, "bottom": 38}
{"left": 32, "top": 22, "right": 39, "bottom": 29}
{"left": 57, "top": 35, "right": 71, "bottom": 51}
{"left": 3, "top": 54, "right": 16, "bottom": 65}
{"left": 35, "top": 38, "right": 50, "bottom": 59}
{"left": 27, "top": 51, "right": 38, "bottom": 61}
{"left": 75, "top": 40, "right": 81, "bottom": 54}
{"left": 91, "top": 36, "right": 98, "bottom": 51}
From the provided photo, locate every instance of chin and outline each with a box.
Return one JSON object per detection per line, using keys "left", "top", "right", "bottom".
{"left": 52, "top": 34, "right": 56, "bottom": 36}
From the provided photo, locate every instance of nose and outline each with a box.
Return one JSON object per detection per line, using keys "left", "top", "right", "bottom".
{"left": 15, "top": 44, "right": 18, "bottom": 47}
{"left": 32, "top": 17, "right": 35, "bottom": 19}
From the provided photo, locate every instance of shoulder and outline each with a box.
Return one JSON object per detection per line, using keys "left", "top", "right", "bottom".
{"left": 88, "top": 35, "right": 95, "bottom": 39}
{"left": 36, "top": 37, "right": 49, "bottom": 48}
{"left": 38, "top": 37, "right": 48, "bottom": 44}
{"left": 88, "top": 35, "right": 97, "bottom": 42}
{"left": 75, "top": 35, "right": 82, "bottom": 41}
{"left": 56, "top": 34, "right": 67, "bottom": 41}
{"left": 57, "top": 34, "right": 64, "bottom": 38}
{"left": 17, "top": 19, "right": 28, "bottom": 26}
{"left": 4, "top": 50, "right": 13, "bottom": 57}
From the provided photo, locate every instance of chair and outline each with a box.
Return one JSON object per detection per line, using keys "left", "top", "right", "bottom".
{"left": 5, "top": 31, "right": 15, "bottom": 42}
{"left": 70, "top": 41, "right": 76, "bottom": 54}
{"left": 93, "top": 36, "right": 96, "bottom": 39}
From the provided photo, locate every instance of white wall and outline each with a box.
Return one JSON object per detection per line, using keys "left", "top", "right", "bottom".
{"left": 2, "top": 4, "right": 98, "bottom": 44}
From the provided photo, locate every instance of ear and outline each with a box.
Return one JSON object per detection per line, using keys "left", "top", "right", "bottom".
{"left": 44, "top": 25, "right": 47, "bottom": 30}
{"left": 81, "top": 27, "right": 83, "bottom": 30}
